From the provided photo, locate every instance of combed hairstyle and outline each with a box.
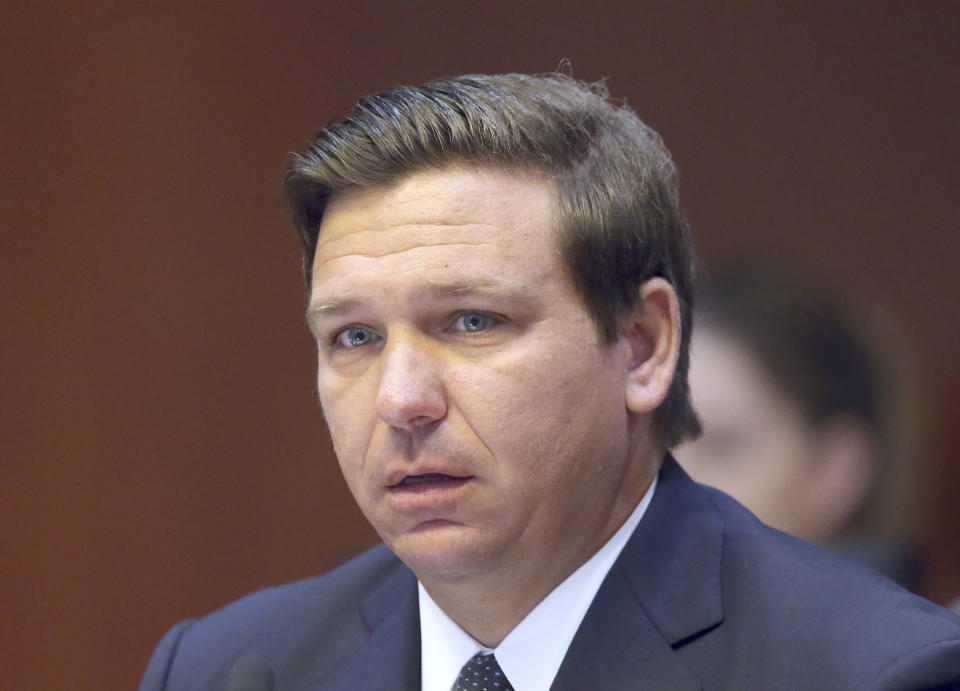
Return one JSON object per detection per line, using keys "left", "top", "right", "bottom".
{"left": 284, "top": 71, "right": 701, "bottom": 447}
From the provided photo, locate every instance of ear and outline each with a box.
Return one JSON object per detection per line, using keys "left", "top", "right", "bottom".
{"left": 621, "top": 277, "right": 681, "bottom": 415}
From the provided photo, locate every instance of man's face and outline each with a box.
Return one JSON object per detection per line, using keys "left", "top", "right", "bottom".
{"left": 306, "top": 167, "right": 643, "bottom": 587}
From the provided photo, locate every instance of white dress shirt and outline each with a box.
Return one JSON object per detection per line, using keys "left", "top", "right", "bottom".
{"left": 418, "top": 476, "right": 657, "bottom": 691}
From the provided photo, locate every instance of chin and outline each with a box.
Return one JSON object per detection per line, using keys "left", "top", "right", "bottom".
{"left": 387, "top": 525, "right": 502, "bottom": 583}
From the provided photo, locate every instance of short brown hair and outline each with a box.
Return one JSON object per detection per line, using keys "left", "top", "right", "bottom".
{"left": 284, "top": 72, "right": 701, "bottom": 447}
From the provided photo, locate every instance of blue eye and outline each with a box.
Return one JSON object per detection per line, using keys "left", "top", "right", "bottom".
{"left": 455, "top": 312, "right": 492, "bottom": 332}
{"left": 335, "top": 326, "right": 377, "bottom": 348}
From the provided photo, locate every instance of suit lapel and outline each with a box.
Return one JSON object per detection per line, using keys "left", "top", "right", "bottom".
{"left": 551, "top": 456, "right": 724, "bottom": 690}
{"left": 550, "top": 561, "right": 702, "bottom": 690}
{"left": 314, "top": 561, "right": 421, "bottom": 690}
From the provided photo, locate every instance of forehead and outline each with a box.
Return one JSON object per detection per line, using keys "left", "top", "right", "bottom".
{"left": 312, "top": 166, "right": 559, "bottom": 270}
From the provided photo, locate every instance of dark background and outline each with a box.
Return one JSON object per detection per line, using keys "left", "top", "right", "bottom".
{"left": 2, "top": 2, "right": 958, "bottom": 688}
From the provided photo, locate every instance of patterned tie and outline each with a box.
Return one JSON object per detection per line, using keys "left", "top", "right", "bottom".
{"left": 453, "top": 652, "right": 515, "bottom": 691}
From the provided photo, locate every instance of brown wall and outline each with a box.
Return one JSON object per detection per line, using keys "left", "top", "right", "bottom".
{"left": 2, "top": 2, "right": 958, "bottom": 688}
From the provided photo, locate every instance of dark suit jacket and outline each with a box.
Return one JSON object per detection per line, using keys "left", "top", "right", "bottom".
{"left": 141, "top": 458, "right": 960, "bottom": 689}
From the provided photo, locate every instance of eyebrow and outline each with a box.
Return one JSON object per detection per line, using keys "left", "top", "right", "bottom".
{"left": 306, "top": 296, "right": 359, "bottom": 324}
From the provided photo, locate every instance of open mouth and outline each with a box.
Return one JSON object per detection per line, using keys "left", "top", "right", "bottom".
{"left": 390, "top": 473, "right": 472, "bottom": 489}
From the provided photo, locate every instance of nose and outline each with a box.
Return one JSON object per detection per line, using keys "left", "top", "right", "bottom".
{"left": 375, "top": 334, "right": 447, "bottom": 431}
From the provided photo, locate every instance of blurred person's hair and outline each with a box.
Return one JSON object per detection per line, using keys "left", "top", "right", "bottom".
{"left": 696, "top": 266, "right": 921, "bottom": 537}
{"left": 284, "top": 71, "right": 701, "bottom": 448}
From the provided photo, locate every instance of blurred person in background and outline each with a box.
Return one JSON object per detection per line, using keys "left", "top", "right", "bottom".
{"left": 678, "top": 266, "right": 922, "bottom": 590}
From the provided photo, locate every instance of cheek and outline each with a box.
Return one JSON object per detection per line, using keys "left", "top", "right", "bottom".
{"left": 455, "top": 349, "right": 625, "bottom": 470}
{"left": 318, "top": 376, "right": 377, "bottom": 478}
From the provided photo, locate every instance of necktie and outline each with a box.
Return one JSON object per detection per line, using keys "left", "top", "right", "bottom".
{"left": 453, "top": 652, "right": 515, "bottom": 691}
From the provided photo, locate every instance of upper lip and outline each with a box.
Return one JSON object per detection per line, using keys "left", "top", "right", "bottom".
{"left": 384, "top": 466, "right": 474, "bottom": 488}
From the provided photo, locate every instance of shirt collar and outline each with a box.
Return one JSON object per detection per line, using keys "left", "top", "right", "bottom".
{"left": 419, "top": 475, "right": 657, "bottom": 691}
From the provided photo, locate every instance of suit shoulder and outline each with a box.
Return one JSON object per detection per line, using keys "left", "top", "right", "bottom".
{"left": 193, "top": 542, "right": 402, "bottom": 630}
{"left": 697, "top": 484, "right": 960, "bottom": 683}
{"left": 141, "top": 544, "right": 412, "bottom": 690}
{"left": 703, "top": 484, "right": 952, "bottom": 618}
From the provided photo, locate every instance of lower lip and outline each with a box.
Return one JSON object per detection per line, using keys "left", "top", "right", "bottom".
{"left": 386, "top": 476, "right": 474, "bottom": 509}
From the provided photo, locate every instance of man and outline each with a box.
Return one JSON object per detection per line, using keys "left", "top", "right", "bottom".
{"left": 141, "top": 73, "right": 960, "bottom": 690}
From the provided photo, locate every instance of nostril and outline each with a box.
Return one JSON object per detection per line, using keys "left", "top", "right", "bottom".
{"left": 375, "top": 382, "right": 447, "bottom": 430}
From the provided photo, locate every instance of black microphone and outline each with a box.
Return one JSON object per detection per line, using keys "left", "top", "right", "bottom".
{"left": 226, "top": 654, "right": 274, "bottom": 691}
